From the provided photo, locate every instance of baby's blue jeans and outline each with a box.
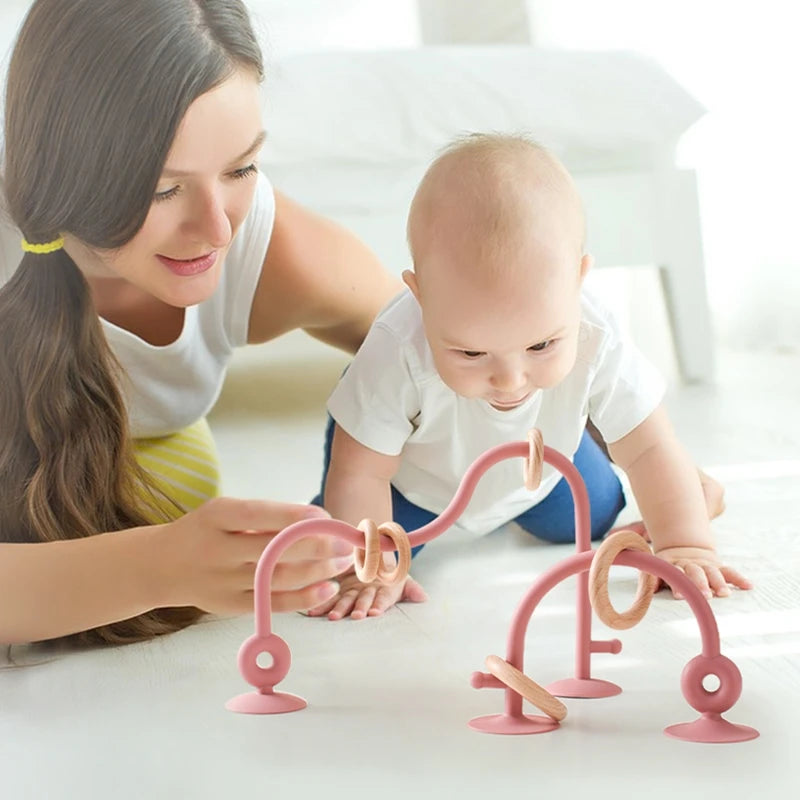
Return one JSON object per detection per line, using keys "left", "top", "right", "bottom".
{"left": 312, "top": 417, "right": 626, "bottom": 557}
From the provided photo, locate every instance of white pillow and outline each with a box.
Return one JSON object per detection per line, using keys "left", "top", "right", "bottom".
{"left": 261, "top": 46, "right": 705, "bottom": 172}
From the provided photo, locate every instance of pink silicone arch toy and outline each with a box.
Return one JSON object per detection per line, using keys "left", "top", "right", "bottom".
{"left": 226, "top": 437, "right": 759, "bottom": 744}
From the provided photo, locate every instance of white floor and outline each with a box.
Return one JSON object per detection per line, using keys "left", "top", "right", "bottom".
{"left": 2, "top": 329, "right": 798, "bottom": 799}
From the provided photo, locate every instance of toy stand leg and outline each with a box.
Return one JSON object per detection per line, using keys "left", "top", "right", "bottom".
{"left": 469, "top": 713, "right": 560, "bottom": 735}
{"left": 546, "top": 677, "right": 621, "bottom": 699}
{"left": 664, "top": 713, "right": 759, "bottom": 743}
{"left": 226, "top": 689, "right": 307, "bottom": 715}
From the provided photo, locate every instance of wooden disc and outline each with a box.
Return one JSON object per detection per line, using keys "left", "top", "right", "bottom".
{"left": 485, "top": 654, "right": 567, "bottom": 721}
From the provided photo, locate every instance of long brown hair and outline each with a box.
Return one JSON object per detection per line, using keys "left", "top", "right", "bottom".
{"left": 0, "top": 0, "right": 263, "bottom": 645}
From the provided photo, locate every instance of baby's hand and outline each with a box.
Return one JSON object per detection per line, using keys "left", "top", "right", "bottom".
{"left": 655, "top": 546, "right": 753, "bottom": 600}
{"left": 306, "top": 555, "right": 427, "bottom": 620}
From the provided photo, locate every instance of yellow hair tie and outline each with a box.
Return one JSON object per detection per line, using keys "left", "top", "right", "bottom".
{"left": 21, "top": 236, "right": 64, "bottom": 254}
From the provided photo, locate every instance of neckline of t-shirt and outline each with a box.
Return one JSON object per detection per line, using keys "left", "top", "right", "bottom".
{"left": 100, "top": 303, "right": 197, "bottom": 351}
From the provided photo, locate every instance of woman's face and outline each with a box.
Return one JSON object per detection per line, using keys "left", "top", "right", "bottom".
{"left": 66, "top": 68, "right": 264, "bottom": 308}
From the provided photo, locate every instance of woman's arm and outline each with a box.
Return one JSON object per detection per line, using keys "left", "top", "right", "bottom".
{"left": 247, "top": 190, "right": 403, "bottom": 352}
{"left": 0, "top": 528, "right": 160, "bottom": 644}
{"left": 0, "top": 498, "right": 354, "bottom": 644}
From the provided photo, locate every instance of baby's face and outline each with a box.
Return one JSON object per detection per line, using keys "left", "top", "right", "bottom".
{"left": 411, "top": 249, "right": 587, "bottom": 410}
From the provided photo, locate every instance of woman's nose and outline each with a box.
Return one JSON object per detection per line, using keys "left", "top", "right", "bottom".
{"left": 189, "top": 190, "right": 231, "bottom": 248}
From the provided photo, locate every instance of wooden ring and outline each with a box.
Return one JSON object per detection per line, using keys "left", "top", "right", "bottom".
{"left": 353, "top": 519, "right": 381, "bottom": 582}
{"left": 485, "top": 654, "right": 567, "bottom": 721}
{"left": 523, "top": 428, "right": 544, "bottom": 491}
{"left": 375, "top": 521, "right": 412, "bottom": 586}
{"left": 588, "top": 530, "right": 659, "bottom": 630}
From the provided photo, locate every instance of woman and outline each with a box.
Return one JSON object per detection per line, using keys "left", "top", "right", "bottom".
{"left": 0, "top": 0, "right": 400, "bottom": 645}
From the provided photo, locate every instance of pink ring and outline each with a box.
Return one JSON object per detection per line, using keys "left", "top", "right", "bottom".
{"left": 680, "top": 654, "right": 742, "bottom": 714}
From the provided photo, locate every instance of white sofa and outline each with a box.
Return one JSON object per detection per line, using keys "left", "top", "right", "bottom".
{"left": 1, "top": 0, "right": 714, "bottom": 380}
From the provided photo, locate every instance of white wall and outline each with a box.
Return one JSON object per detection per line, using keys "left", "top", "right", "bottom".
{"left": 529, "top": 0, "right": 800, "bottom": 352}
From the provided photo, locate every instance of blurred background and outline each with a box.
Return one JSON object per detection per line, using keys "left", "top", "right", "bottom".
{"left": 249, "top": 0, "right": 800, "bottom": 362}
{"left": 204, "top": 0, "right": 798, "bottom": 498}
{"left": 2, "top": 0, "right": 797, "bottom": 374}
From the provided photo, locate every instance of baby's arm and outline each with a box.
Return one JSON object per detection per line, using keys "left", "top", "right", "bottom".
{"left": 307, "top": 424, "right": 427, "bottom": 620}
{"left": 607, "top": 405, "right": 752, "bottom": 599}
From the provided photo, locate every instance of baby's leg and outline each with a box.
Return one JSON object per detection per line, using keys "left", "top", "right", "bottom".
{"left": 514, "top": 430, "right": 626, "bottom": 543}
{"left": 389, "top": 487, "right": 437, "bottom": 557}
{"left": 312, "top": 413, "right": 337, "bottom": 507}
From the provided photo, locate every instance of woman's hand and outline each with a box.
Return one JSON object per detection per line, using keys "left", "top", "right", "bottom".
{"left": 154, "top": 497, "right": 355, "bottom": 614}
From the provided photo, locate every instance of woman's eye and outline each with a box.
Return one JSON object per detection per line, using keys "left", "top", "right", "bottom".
{"left": 154, "top": 185, "right": 180, "bottom": 203}
{"left": 230, "top": 163, "right": 258, "bottom": 180}
{"left": 528, "top": 340, "right": 553, "bottom": 352}
{"left": 153, "top": 164, "right": 257, "bottom": 203}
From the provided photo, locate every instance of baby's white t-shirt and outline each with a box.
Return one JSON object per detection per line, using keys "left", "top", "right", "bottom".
{"left": 327, "top": 289, "right": 665, "bottom": 536}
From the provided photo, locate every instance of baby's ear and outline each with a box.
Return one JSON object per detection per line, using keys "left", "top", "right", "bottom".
{"left": 402, "top": 269, "right": 420, "bottom": 300}
{"left": 579, "top": 253, "right": 594, "bottom": 281}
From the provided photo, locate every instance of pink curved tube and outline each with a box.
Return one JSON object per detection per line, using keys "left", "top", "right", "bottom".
{"left": 252, "top": 519, "right": 356, "bottom": 636}
{"left": 235, "top": 436, "right": 753, "bottom": 739}
{"left": 251, "top": 441, "right": 537, "bottom": 636}
{"left": 501, "top": 549, "right": 722, "bottom": 717}
{"left": 246, "top": 440, "right": 718, "bottom": 706}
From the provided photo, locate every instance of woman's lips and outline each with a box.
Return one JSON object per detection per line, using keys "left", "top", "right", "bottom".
{"left": 156, "top": 251, "right": 217, "bottom": 276}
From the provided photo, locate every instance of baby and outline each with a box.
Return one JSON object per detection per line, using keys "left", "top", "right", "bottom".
{"left": 309, "top": 133, "right": 751, "bottom": 620}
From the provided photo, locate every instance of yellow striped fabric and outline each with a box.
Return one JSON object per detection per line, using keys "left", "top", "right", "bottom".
{"left": 133, "top": 418, "right": 221, "bottom": 516}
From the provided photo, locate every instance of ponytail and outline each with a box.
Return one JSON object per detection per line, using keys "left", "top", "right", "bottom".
{"left": 0, "top": 251, "right": 203, "bottom": 643}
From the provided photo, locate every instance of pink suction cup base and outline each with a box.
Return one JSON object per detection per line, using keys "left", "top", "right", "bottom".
{"left": 469, "top": 713, "right": 560, "bottom": 735}
{"left": 225, "top": 690, "right": 307, "bottom": 715}
{"left": 546, "top": 677, "right": 622, "bottom": 699}
{"left": 664, "top": 713, "right": 759, "bottom": 743}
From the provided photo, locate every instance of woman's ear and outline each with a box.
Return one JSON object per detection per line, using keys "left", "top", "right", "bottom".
{"left": 402, "top": 269, "right": 420, "bottom": 301}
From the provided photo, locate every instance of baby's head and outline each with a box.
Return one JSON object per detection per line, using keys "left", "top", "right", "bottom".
{"left": 403, "top": 133, "right": 592, "bottom": 410}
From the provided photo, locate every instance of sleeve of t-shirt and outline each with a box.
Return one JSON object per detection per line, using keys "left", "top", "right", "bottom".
{"left": 327, "top": 323, "right": 420, "bottom": 456}
{"left": 587, "top": 308, "right": 667, "bottom": 444}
